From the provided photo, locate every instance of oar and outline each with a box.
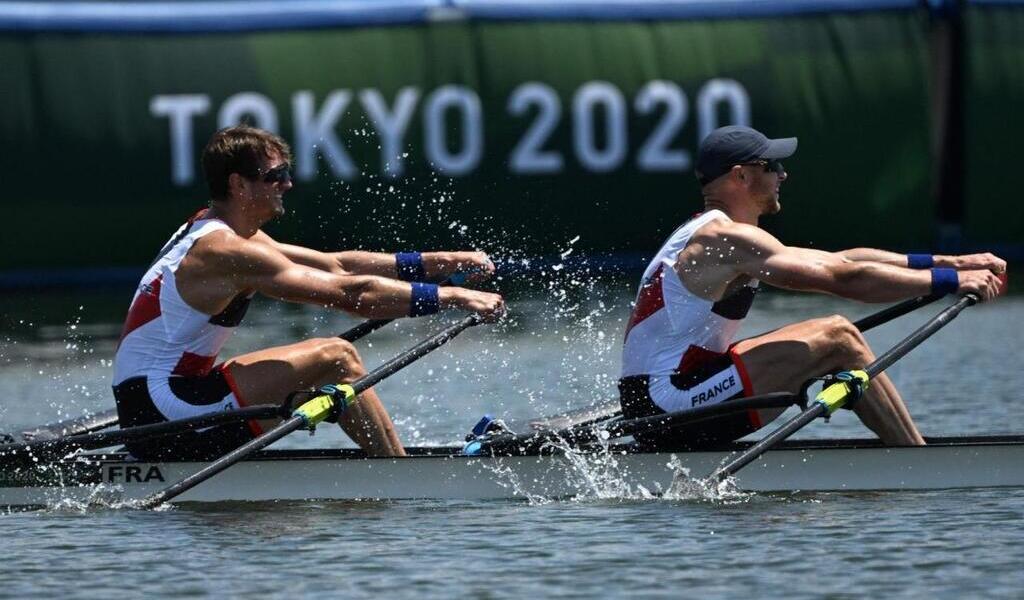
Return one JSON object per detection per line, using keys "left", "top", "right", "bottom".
{"left": 0, "top": 405, "right": 286, "bottom": 462}
{"left": 710, "top": 293, "right": 979, "bottom": 483}
{"left": 8, "top": 410, "right": 121, "bottom": 444}
{"left": 2, "top": 302, "right": 447, "bottom": 445}
{"left": 850, "top": 293, "right": 942, "bottom": 332}
{"left": 524, "top": 294, "right": 943, "bottom": 434}
{"left": 138, "top": 314, "right": 483, "bottom": 508}
{"left": 468, "top": 392, "right": 801, "bottom": 456}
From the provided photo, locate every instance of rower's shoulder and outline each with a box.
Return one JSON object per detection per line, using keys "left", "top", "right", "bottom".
{"left": 689, "top": 217, "right": 763, "bottom": 246}
{"left": 189, "top": 227, "right": 279, "bottom": 266}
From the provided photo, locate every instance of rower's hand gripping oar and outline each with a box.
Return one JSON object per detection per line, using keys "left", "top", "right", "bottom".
{"left": 338, "top": 273, "right": 472, "bottom": 342}
{"left": 710, "top": 293, "right": 980, "bottom": 483}
{"left": 137, "top": 314, "right": 483, "bottom": 509}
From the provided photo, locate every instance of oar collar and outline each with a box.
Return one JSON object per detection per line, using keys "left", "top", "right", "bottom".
{"left": 814, "top": 370, "right": 870, "bottom": 415}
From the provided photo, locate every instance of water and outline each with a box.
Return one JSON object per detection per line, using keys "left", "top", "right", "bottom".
{"left": 2, "top": 286, "right": 1023, "bottom": 598}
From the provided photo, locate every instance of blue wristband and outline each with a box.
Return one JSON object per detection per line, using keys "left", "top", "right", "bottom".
{"left": 907, "top": 254, "right": 934, "bottom": 269}
{"left": 931, "top": 268, "right": 959, "bottom": 296}
{"left": 395, "top": 252, "right": 426, "bottom": 281}
{"left": 409, "top": 282, "right": 440, "bottom": 317}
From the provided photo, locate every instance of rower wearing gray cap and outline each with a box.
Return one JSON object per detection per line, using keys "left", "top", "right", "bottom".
{"left": 618, "top": 125, "right": 1006, "bottom": 450}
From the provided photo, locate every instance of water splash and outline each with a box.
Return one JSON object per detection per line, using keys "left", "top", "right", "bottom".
{"left": 478, "top": 457, "right": 553, "bottom": 506}
{"left": 661, "top": 456, "right": 753, "bottom": 504}
{"left": 479, "top": 434, "right": 755, "bottom": 505}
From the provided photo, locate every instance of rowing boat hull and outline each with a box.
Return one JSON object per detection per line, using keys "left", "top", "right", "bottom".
{"left": 2, "top": 436, "right": 1023, "bottom": 506}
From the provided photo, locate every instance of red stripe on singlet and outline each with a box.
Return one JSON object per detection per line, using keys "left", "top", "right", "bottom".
{"left": 172, "top": 352, "right": 217, "bottom": 377}
{"left": 624, "top": 264, "right": 665, "bottom": 339}
{"left": 118, "top": 275, "right": 163, "bottom": 347}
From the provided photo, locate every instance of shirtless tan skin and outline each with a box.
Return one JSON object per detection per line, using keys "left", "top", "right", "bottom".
{"left": 180, "top": 126, "right": 505, "bottom": 456}
{"left": 678, "top": 157, "right": 1005, "bottom": 445}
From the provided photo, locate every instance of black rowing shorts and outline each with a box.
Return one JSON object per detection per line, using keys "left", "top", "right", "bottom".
{"left": 113, "top": 370, "right": 259, "bottom": 461}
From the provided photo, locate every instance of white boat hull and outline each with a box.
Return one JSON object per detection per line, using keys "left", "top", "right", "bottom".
{"left": 2, "top": 436, "right": 1023, "bottom": 506}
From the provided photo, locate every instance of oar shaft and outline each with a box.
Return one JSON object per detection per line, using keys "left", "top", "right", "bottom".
{"left": 471, "top": 393, "right": 799, "bottom": 456}
{"left": 9, "top": 409, "right": 120, "bottom": 444}
{"left": 852, "top": 294, "right": 942, "bottom": 333}
{"left": 339, "top": 318, "right": 392, "bottom": 342}
{"left": 349, "top": 314, "right": 481, "bottom": 395}
{"left": 866, "top": 294, "right": 977, "bottom": 377}
{"left": 139, "top": 415, "right": 306, "bottom": 508}
{"left": 713, "top": 404, "right": 825, "bottom": 481}
{"left": 606, "top": 393, "right": 799, "bottom": 440}
{"left": 0, "top": 405, "right": 283, "bottom": 459}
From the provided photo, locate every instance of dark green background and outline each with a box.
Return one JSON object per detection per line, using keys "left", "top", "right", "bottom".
{"left": 965, "top": 5, "right": 1024, "bottom": 247}
{"left": 2, "top": 10, "right": 1007, "bottom": 273}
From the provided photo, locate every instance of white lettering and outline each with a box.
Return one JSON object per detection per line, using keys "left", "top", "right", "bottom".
{"left": 218, "top": 92, "right": 279, "bottom": 132}
{"left": 690, "top": 374, "right": 738, "bottom": 406}
{"left": 292, "top": 90, "right": 357, "bottom": 182}
{"left": 635, "top": 81, "right": 689, "bottom": 171}
{"left": 150, "top": 94, "right": 211, "bottom": 186}
{"left": 154, "top": 78, "right": 755, "bottom": 183}
{"left": 360, "top": 87, "right": 420, "bottom": 179}
{"left": 423, "top": 85, "right": 483, "bottom": 176}
{"left": 508, "top": 82, "right": 563, "bottom": 174}
{"left": 573, "top": 81, "right": 627, "bottom": 172}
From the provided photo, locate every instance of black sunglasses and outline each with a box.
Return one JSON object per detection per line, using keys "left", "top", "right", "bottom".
{"left": 741, "top": 159, "right": 785, "bottom": 176}
{"left": 242, "top": 163, "right": 292, "bottom": 185}
{"left": 260, "top": 163, "right": 292, "bottom": 184}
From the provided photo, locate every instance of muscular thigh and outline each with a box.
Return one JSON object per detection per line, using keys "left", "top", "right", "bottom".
{"left": 223, "top": 338, "right": 359, "bottom": 408}
{"left": 731, "top": 317, "right": 845, "bottom": 396}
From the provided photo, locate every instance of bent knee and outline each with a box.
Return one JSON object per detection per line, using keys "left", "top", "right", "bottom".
{"left": 819, "top": 315, "right": 872, "bottom": 364}
{"left": 314, "top": 338, "right": 366, "bottom": 375}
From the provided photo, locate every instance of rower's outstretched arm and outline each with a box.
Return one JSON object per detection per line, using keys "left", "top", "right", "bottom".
{"left": 209, "top": 236, "right": 505, "bottom": 320}
{"left": 254, "top": 232, "right": 494, "bottom": 282}
{"left": 813, "top": 247, "right": 1005, "bottom": 273}
{"left": 683, "top": 222, "right": 1004, "bottom": 303}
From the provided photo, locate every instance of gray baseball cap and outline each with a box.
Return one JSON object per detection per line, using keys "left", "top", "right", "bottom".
{"left": 695, "top": 125, "right": 797, "bottom": 186}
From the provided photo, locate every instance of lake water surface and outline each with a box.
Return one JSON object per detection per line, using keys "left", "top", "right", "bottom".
{"left": 1, "top": 285, "right": 1022, "bottom": 598}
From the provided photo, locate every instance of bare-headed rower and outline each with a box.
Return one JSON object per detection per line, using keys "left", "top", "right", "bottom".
{"left": 113, "top": 125, "right": 504, "bottom": 460}
{"left": 619, "top": 125, "right": 1005, "bottom": 450}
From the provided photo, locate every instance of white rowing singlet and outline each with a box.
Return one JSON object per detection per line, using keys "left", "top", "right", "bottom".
{"left": 621, "top": 209, "right": 759, "bottom": 382}
{"left": 113, "top": 215, "right": 253, "bottom": 387}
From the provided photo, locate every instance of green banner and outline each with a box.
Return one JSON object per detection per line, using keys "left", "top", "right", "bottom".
{"left": 965, "top": 5, "right": 1024, "bottom": 246}
{"left": 0, "top": 12, "right": 933, "bottom": 271}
